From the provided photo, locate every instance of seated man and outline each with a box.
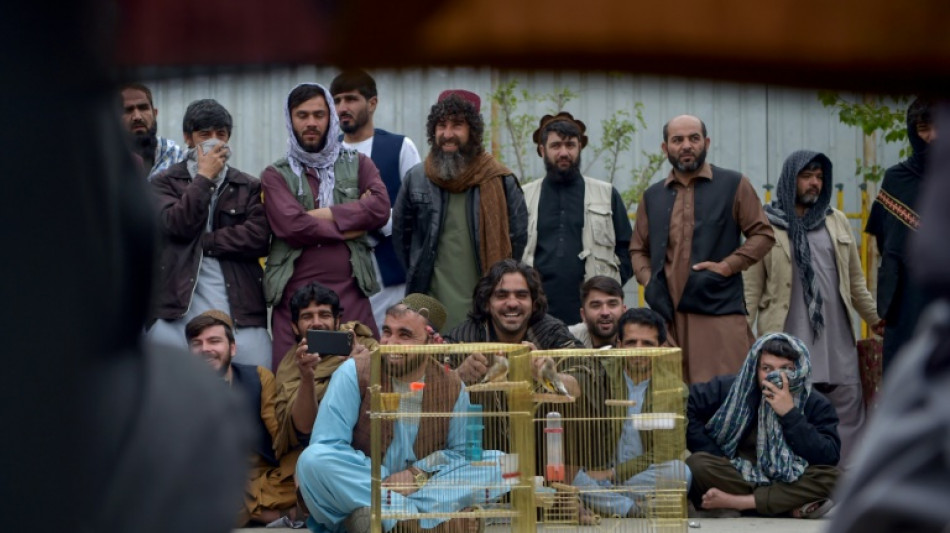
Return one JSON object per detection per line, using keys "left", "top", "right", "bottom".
{"left": 296, "top": 294, "right": 508, "bottom": 532}
{"left": 273, "top": 282, "right": 378, "bottom": 463}
{"left": 446, "top": 258, "right": 581, "bottom": 385}
{"left": 686, "top": 333, "right": 839, "bottom": 518}
{"left": 569, "top": 308, "right": 691, "bottom": 517}
{"left": 185, "top": 310, "right": 297, "bottom": 526}
{"left": 569, "top": 276, "right": 627, "bottom": 349}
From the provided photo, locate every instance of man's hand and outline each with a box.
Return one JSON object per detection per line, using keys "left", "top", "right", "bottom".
{"left": 530, "top": 355, "right": 550, "bottom": 381}
{"left": 307, "top": 207, "right": 334, "bottom": 220}
{"left": 295, "top": 339, "right": 321, "bottom": 381}
{"left": 872, "top": 320, "right": 886, "bottom": 336}
{"left": 342, "top": 230, "right": 366, "bottom": 240}
{"left": 350, "top": 341, "right": 369, "bottom": 358}
{"left": 196, "top": 142, "right": 228, "bottom": 179}
{"left": 762, "top": 372, "right": 794, "bottom": 416}
{"left": 457, "top": 352, "right": 489, "bottom": 385}
{"left": 692, "top": 261, "right": 732, "bottom": 277}
{"left": 382, "top": 469, "right": 419, "bottom": 496}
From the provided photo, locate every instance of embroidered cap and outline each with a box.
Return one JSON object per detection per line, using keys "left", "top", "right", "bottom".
{"left": 532, "top": 111, "right": 589, "bottom": 156}
{"left": 437, "top": 89, "right": 481, "bottom": 114}
{"left": 197, "top": 309, "right": 234, "bottom": 331}
{"left": 400, "top": 293, "right": 448, "bottom": 332}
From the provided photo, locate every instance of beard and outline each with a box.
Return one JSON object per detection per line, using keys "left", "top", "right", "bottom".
{"left": 339, "top": 108, "right": 369, "bottom": 135}
{"left": 585, "top": 316, "right": 618, "bottom": 345}
{"left": 543, "top": 153, "right": 582, "bottom": 183}
{"left": 294, "top": 129, "right": 327, "bottom": 153}
{"left": 797, "top": 191, "right": 820, "bottom": 207}
{"left": 129, "top": 123, "right": 158, "bottom": 163}
{"left": 668, "top": 146, "right": 707, "bottom": 173}
{"left": 430, "top": 137, "right": 480, "bottom": 180}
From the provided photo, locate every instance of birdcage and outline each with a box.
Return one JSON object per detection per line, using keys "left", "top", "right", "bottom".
{"left": 369, "top": 343, "right": 538, "bottom": 533}
{"left": 532, "top": 347, "right": 689, "bottom": 533}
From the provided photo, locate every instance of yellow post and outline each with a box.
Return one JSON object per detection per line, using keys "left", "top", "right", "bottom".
{"left": 835, "top": 183, "right": 844, "bottom": 211}
{"left": 763, "top": 183, "right": 774, "bottom": 204}
{"left": 859, "top": 183, "right": 870, "bottom": 339}
{"left": 638, "top": 283, "right": 645, "bottom": 307}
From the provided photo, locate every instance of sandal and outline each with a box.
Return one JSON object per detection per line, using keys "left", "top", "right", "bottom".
{"left": 794, "top": 499, "right": 834, "bottom": 519}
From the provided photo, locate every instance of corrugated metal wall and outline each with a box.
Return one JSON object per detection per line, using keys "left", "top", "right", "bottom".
{"left": 146, "top": 67, "right": 904, "bottom": 215}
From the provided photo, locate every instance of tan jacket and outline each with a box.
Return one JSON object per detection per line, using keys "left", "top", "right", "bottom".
{"left": 743, "top": 208, "right": 879, "bottom": 339}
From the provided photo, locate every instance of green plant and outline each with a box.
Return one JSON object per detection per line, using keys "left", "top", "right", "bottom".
{"left": 491, "top": 80, "right": 539, "bottom": 182}
{"left": 621, "top": 151, "right": 666, "bottom": 209}
{"left": 818, "top": 92, "right": 911, "bottom": 183}
{"left": 583, "top": 105, "right": 646, "bottom": 184}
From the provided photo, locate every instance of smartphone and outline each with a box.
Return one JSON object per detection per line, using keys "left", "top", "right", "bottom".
{"left": 306, "top": 329, "right": 353, "bottom": 356}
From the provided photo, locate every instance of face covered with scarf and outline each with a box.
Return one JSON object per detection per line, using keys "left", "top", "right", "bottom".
{"left": 706, "top": 332, "right": 813, "bottom": 485}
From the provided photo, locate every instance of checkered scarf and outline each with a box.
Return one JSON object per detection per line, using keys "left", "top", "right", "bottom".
{"left": 705, "top": 332, "right": 813, "bottom": 485}
{"left": 284, "top": 83, "right": 342, "bottom": 208}
{"left": 764, "top": 150, "right": 833, "bottom": 339}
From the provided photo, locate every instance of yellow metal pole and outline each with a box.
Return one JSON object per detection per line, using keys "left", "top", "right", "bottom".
{"left": 835, "top": 183, "right": 844, "bottom": 211}
{"left": 763, "top": 183, "right": 774, "bottom": 204}
{"left": 859, "top": 183, "right": 870, "bottom": 338}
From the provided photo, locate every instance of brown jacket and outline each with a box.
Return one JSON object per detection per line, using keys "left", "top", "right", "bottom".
{"left": 150, "top": 162, "right": 270, "bottom": 327}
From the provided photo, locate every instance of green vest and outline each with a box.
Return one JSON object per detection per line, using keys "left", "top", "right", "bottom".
{"left": 263, "top": 151, "right": 380, "bottom": 306}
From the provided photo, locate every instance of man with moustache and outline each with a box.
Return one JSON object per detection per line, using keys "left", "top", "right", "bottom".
{"left": 330, "top": 69, "right": 422, "bottom": 330}
{"left": 120, "top": 82, "right": 184, "bottom": 179}
{"left": 295, "top": 294, "right": 507, "bottom": 533}
{"left": 272, "top": 282, "right": 378, "bottom": 466}
{"left": 570, "top": 276, "right": 628, "bottom": 349}
{"left": 630, "top": 115, "right": 774, "bottom": 384}
{"left": 262, "top": 82, "right": 390, "bottom": 370}
{"left": 522, "top": 112, "right": 633, "bottom": 324}
{"left": 185, "top": 310, "right": 299, "bottom": 526}
{"left": 394, "top": 90, "right": 527, "bottom": 332}
{"left": 147, "top": 99, "right": 272, "bottom": 367}
{"left": 866, "top": 97, "right": 938, "bottom": 371}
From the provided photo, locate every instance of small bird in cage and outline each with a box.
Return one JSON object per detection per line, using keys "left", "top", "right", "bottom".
{"left": 481, "top": 354, "right": 509, "bottom": 383}
{"left": 539, "top": 358, "right": 572, "bottom": 397}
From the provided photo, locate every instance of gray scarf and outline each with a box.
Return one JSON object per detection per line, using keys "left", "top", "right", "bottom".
{"left": 284, "top": 82, "right": 342, "bottom": 209}
{"left": 764, "top": 150, "right": 833, "bottom": 338}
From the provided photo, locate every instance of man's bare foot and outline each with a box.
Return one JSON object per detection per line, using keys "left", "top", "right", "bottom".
{"left": 701, "top": 488, "right": 756, "bottom": 511}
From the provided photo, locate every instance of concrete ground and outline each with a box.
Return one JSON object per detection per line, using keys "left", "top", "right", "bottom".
{"left": 241, "top": 516, "right": 829, "bottom": 532}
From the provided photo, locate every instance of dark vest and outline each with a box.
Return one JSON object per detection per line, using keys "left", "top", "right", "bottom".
{"left": 642, "top": 166, "right": 746, "bottom": 321}
{"left": 339, "top": 128, "right": 407, "bottom": 287}
{"left": 230, "top": 363, "right": 278, "bottom": 466}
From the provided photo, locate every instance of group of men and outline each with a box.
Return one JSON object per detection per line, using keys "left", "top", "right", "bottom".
{"left": 120, "top": 73, "right": 937, "bottom": 529}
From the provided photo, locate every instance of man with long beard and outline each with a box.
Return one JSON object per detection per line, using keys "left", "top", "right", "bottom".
{"left": 120, "top": 82, "right": 184, "bottom": 179}
{"left": 262, "top": 82, "right": 390, "bottom": 370}
{"left": 394, "top": 90, "right": 527, "bottom": 332}
{"left": 295, "top": 294, "right": 507, "bottom": 532}
{"left": 522, "top": 112, "right": 633, "bottom": 324}
{"left": 630, "top": 114, "right": 774, "bottom": 384}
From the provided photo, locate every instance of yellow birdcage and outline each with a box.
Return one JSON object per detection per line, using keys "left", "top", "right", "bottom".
{"left": 368, "top": 344, "right": 687, "bottom": 532}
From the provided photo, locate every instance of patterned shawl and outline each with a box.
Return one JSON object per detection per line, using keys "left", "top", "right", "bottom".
{"left": 706, "top": 332, "right": 813, "bottom": 485}
{"left": 765, "top": 150, "right": 833, "bottom": 338}
{"left": 284, "top": 83, "right": 342, "bottom": 208}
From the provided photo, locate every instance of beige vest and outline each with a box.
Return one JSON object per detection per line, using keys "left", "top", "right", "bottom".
{"left": 522, "top": 176, "right": 620, "bottom": 282}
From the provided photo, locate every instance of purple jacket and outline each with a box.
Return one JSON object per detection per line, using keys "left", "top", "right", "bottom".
{"left": 150, "top": 162, "right": 270, "bottom": 327}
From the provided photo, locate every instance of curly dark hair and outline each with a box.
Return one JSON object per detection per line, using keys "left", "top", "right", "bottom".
{"left": 469, "top": 259, "right": 547, "bottom": 325}
{"left": 425, "top": 94, "right": 484, "bottom": 152}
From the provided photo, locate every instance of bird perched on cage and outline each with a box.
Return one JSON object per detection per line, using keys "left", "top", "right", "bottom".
{"left": 481, "top": 354, "right": 509, "bottom": 383}
{"left": 539, "top": 358, "right": 571, "bottom": 397}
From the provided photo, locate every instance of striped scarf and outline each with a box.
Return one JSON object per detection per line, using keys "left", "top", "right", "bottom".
{"left": 706, "top": 332, "right": 813, "bottom": 485}
{"left": 764, "top": 150, "right": 833, "bottom": 338}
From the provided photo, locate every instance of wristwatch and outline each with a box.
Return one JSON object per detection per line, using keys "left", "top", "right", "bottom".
{"left": 409, "top": 466, "right": 429, "bottom": 488}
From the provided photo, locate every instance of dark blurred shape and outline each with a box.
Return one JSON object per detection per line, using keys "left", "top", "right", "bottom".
{"left": 1, "top": 1, "right": 249, "bottom": 531}
{"left": 828, "top": 105, "right": 950, "bottom": 533}
{"left": 116, "top": 0, "right": 950, "bottom": 92}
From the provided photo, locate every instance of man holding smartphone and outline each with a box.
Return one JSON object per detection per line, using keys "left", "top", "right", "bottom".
{"left": 273, "top": 282, "right": 378, "bottom": 464}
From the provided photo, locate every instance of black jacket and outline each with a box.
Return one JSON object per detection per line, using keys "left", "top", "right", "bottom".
{"left": 150, "top": 162, "right": 270, "bottom": 327}
{"left": 393, "top": 162, "right": 528, "bottom": 294}
{"left": 687, "top": 375, "right": 840, "bottom": 467}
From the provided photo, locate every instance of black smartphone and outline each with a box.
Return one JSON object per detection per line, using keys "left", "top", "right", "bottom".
{"left": 306, "top": 329, "right": 353, "bottom": 356}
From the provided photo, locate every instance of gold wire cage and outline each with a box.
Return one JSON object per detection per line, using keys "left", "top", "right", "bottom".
{"left": 368, "top": 344, "right": 687, "bottom": 532}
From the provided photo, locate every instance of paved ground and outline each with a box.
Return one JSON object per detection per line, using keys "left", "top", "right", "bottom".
{"left": 240, "top": 517, "right": 829, "bottom": 532}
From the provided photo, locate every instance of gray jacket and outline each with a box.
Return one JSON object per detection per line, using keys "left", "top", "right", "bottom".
{"left": 393, "top": 162, "right": 528, "bottom": 294}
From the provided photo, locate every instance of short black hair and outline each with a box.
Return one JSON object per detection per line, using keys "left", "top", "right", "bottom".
{"left": 182, "top": 99, "right": 233, "bottom": 135}
{"left": 801, "top": 160, "right": 823, "bottom": 173}
{"left": 540, "top": 119, "right": 582, "bottom": 146}
{"left": 760, "top": 337, "right": 799, "bottom": 362}
{"left": 662, "top": 117, "right": 708, "bottom": 142}
{"left": 580, "top": 275, "right": 624, "bottom": 303}
{"left": 288, "top": 84, "right": 326, "bottom": 114}
{"left": 121, "top": 82, "right": 153, "bottom": 106}
{"left": 426, "top": 94, "right": 484, "bottom": 152}
{"left": 470, "top": 259, "right": 547, "bottom": 325}
{"left": 290, "top": 282, "right": 342, "bottom": 324}
{"left": 907, "top": 97, "right": 935, "bottom": 128}
{"left": 185, "top": 314, "right": 234, "bottom": 345}
{"left": 330, "top": 69, "right": 377, "bottom": 100}
{"left": 617, "top": 308, "right": 667, "bottom": 345}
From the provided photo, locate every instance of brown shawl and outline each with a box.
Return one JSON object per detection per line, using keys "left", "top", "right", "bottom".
{"left": 425, "top": 151, "right": 514, "bottom": 272}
